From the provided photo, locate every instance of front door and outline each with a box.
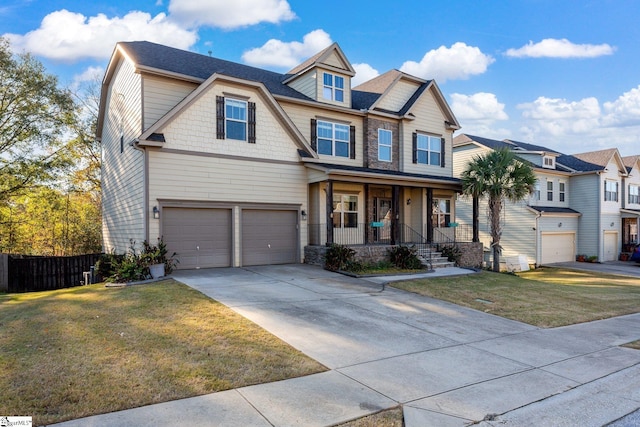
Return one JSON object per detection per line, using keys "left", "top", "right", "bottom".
{"left": 374, "top": 198, "right": 392, "bottom": 243}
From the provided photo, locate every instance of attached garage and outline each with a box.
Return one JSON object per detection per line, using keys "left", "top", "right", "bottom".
{"left": 541, "top": 232, "right": 575, "bottom": 264}
{"left": 242, "top": 209, "right": 298, "bottom": 266}
{"left": 603, "top": 231, "right": 618, "bottom": 262}
{"left": 162, "top": 207, "right": 232, "bottom": 269}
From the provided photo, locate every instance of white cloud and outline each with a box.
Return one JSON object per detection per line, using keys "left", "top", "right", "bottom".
{"left": 3, "top": 9, "right": 197, "bottom": 61}
{"left": 450, "top": 92, "right": 509, "bottom": 139}
{"left": 241, "top": 29, "right": 332, "bottom": 69}
{"left": 70, "top": 66, "right": 104, "bottom": 90}
{"left": 168, "top": 0, "right": 295, "bottom": 29}
{"left": 399, "top": 42, "right": 494, "bottom": 82}
{"left": 352, "top": 63, "right": 379, "bottom": 86}
{"left": 602, "top": 85, "right": 640, "bottom": 127}
{"left": 505, "top": 38, "right": 615, "bottom": 58}
{"left": 518, "top": 96, "right": 601, "bottom": 136}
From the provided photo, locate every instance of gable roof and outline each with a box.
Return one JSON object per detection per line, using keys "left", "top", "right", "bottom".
{"left": 285, "top": 42, "right": 355, "bottom": 78}
{"left": 569, "top": 148, "right": 627, "bottom": 175}
{"left": 622, "top": 155, "right": 640, "bottom": 173}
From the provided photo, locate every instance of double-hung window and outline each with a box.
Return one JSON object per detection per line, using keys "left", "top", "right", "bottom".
{"left": 534, "top": 181, "right": 541, "bottom": 201}
{"left": 317, "top": 120, "right": 350, "bottom": 158}
{"left": 630, "top": 185, "right": 640, "bottom": 204}
{"left": 323, "top": 73, "right": 344, "bottom": 102}
{"left": 547, "top": 181, "right": 553, "bottom": 201}
{"left": 378, "top": 129, "right": 392, "bottom": 162}
{"left": 216, "top": 96, "right": 256, "bottom": 143}
{"left": 333, "top": 194, "right": 358, "bottom": 228}
{"left": 225, "top": 99, "right": 247, "bottom": 141}
{"left": 559, "top": 182, "right": 566, "bottom": 202}
{"left": 415, "top": 134, "right": 441, "bottom": 166}
{"left": 605, "top": 180, "right": 619, "bottom": 202}
{"left": 432, "top": 199, "right": 451, "bottom": 228}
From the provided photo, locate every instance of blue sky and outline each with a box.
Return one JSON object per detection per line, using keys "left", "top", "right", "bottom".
{"left": 3, "top": 0, "right": 640, "bottom": 156}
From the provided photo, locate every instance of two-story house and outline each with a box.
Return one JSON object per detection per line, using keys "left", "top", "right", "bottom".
{"left": 454, "top": 134, "right": 634, "bottom": 266}
{"left": 453, "top": 134, "right": 580, "bottom": 266}
{"left": 97, "top": 41, "right": 464, "bottom": 269}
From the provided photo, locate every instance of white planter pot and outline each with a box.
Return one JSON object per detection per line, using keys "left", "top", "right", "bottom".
{"left": 149, "top": 263, "right": 165, "bottom": 279}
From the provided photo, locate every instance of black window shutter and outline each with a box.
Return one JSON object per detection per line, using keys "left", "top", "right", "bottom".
{"left": 350, "top": 125, "right": 356, "bottom": 159}
{"left": 440, "top": 137, "right": 446, "bottom": 167}
{"left": 248, "top": 102, "right": 256, "bottom": 144}
{"left": 310, "top": 119, "right": 317, "bottom": 152}
{"left": 216, "top": 96, "right": 225, "bottom": 139}
{"left": 412, "top": 132, "right": 417, "bottom": 163}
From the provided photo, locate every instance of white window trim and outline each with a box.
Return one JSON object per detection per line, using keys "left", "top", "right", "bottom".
{"left": 547, "top": 181, "right": 553, "bottom": 202}
{"left": 630, "top": 184, "right": 640, "bottom": 204}
{"left": 378, "top": 129, "right": 392, "bottom": 162}
{"left": 416, "top": 134, "right": 441, "bottom": 166}
{"left": 559, "top": 181, "right": 566, "bottom": 202}
{"left": 322, "top": 72, "right": 345, "bottom": 102}
{"left": 317, "top": 120, "right": 350, "bottom": 158}
{"left": 333, "top": 194, "right": 358, "bottom": 228}
{"left": 605, "top": 180, "right": 619, "bottom": 202}
{"left": 225, "top": 98, "right": 247, "bottom": 141}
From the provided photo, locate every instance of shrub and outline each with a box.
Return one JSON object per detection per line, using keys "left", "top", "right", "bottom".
{"left": 105, "top": 238, "right": 178, "bottom": 282}
{"left": 440, "top": 244, "right": 462, "bottom": 265}
{"left": 142, "top": 237, "right": 178, "bottom": 273}
{"left": 324, "top": 244, "right": 355, "bottom": 271}
{"left": 388, "top": 245, "right": 423, "bottom": 269}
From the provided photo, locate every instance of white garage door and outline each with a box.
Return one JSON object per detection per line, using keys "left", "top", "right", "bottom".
{"left": 163, "top": 208, "right": 232, "bottom": 269}
{"left": 242, "top": 209, "right": 298, "bottom": 266}
{"left": 541, "top": 233, "right": 575, "bottom": 264}
{"left": 603, "top": 232, "right": 618, "bottom": 262}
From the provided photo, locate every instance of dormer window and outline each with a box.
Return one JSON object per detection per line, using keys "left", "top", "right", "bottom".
{"left": 323, "top": 72, "right": 344, "bottom": 102}
{"left": 543, "top": 156, "right": 555, "bottom": 168}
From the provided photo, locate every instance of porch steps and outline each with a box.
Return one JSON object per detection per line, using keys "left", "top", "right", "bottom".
{"left": 416, "top": 249, "right": 455, "bottom": 269}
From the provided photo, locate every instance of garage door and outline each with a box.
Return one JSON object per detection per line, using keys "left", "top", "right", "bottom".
{"left": 242, "top": 210, "right": 298, "bottom": 266}
{"left": 541, "top": 233, "right": 575, "bottom": 264}
{"left": 163, "top": 208, "right": 232, "bottom": 269}
{"left": 603, "top": 232, "right": 618, "bottom": 262}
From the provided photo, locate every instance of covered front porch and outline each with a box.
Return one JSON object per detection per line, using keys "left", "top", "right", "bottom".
{"left": 304, "top": 163, "right": 477, "bottom": 249}
{"left": 622, "top": 210, "right": 639, "bottom": 253}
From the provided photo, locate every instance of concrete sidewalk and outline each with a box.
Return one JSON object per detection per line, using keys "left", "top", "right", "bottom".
{"left": 54, "top": 265, "right": 640, "bottom": 427}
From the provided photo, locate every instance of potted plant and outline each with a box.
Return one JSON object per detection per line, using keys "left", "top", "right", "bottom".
{"left": 587, "top": 255, "right": 598, "bottom": 263}
{"left": 142, "top": 238, "right": 177, "bottom": 279}
{"left": 576, "top": 254, "right": 586, "bottom": 262}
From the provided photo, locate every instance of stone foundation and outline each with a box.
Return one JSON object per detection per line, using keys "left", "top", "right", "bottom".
{"left": 305, "top": 242, "right": 483, "bottom": 269}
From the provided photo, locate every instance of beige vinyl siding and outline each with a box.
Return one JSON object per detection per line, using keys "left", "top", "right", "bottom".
{"left": 161, "top": 82, "right": 301, "bottom": 162}
{"left": 624, "top": 166, "right": 640, "bottom": 209}
{"left": 101, "top": 58, "right": 146, "bottom": 253}
{"left": 280, "top": 101, "right": 364, "bottom": 167}
{"left": 287, "top": 69, "right": 317, "bottom": 100}
{"left": 323, "top": 51, "right": 346, "bottom": 69}
{"left": 376, "top": 80, "right": 421, "bottom": 112}
{"left": 142, "top": 75, "right": 197, "bottom": 130}
{"left": 402, "top": 87, "right": 453, "bottom": 177}
{"left": 570, "top": 174, "right": 600, "bottom": 257}
{"left": 147, "top": 151, "right": 307, "bottom": 264}
{"left": 452, "top": 144, "right": 489, "bottom": 178}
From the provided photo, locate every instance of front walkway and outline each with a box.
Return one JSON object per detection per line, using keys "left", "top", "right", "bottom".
{"left": 55, "top": 265, "right": 640, "bottom": 427}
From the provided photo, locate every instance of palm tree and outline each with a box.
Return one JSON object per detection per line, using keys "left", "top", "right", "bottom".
{"left": 461, "top": 148, "right": 536, "bottom": 272}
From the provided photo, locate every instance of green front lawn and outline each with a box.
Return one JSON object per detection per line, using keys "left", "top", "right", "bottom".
{"left": 391, "top": 267, "right": 640, "bottom": 328}
{"left": 0, "top": 280, "right": 326, "bottom": 425}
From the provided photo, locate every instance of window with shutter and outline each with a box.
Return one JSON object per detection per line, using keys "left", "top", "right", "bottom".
{"left": 314, "top": 119, "right": 351, "bottom": 158}
{"left": 415, "top": 133, "right": 442, "bottom": 166}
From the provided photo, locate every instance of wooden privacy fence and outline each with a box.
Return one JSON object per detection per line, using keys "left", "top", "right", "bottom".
{"left": 1, "top": 253, "right": 102, "bottom": 293}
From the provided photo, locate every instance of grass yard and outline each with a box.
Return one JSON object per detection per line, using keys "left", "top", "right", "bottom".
{"left": 338, "top": 407, "right": 404, "bottom": 427}
{"left": 392, "top": 267, "right": 640, "bottom": 328}
{"left": 0, "top": 280, "right": 326, "bottom": 425}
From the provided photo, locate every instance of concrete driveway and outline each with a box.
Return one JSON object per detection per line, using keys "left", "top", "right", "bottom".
{"left": 548, "top": 260, "right": 640, "bottom": 277}
{"left": 175, "top": 264, "right": 640, "bottom": 426}
{"left": 57, "top": 264, "right": 640, "bottom": 427}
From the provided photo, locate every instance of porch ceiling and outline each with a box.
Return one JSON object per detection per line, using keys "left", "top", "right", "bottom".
{"left": 621, "top": 208, "right": 640, "bottom": 218}
{"left": 304, "top": 162, "right": 462, "bottom": 191}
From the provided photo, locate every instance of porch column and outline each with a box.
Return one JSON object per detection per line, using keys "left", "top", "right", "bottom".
{"left": 426, "top": 188, "right": 433, "bottom": 243}
{"left": 364, "top": 184, "right": 370, "bottom": 244}
{"left": 472, "top": 195, "right": 479, "bottom": 243}
{"left": 325, "top": 180, "right": 333, "bottom": 245}
{"left": 391, "top": 185, "right": 400, "bottom": 244}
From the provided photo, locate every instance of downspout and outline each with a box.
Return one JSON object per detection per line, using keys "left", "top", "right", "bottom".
{"left": 131, "top": 139, "right": 149, "bottom": 243}
{"left": 535, "top": 211, "right": 543, "bottom": 267}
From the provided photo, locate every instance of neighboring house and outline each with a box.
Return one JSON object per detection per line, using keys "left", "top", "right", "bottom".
{"left": 97, "top": 41, "right": 464, "bottom": 269}
{"left": 622, "top": 155, "right": 640, "bottom": 251}
{"left": 453, "top": 134, "right": 636, "bottom": 265}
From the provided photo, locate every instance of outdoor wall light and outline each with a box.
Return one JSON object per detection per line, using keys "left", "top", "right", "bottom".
{"left": 301, "top": 210, "right": 307, "bottom": 221}
{"left": 610, "top": 222, "right": 615, "bottom": 227}
{"left": 153, "top": 206, "right": 160, "bottom": 219}
{"left": 558, "top": 222, "right": 562, "bottom": 228}
{"left": 406, "top": 198, "right": 412, "bottom": 205}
